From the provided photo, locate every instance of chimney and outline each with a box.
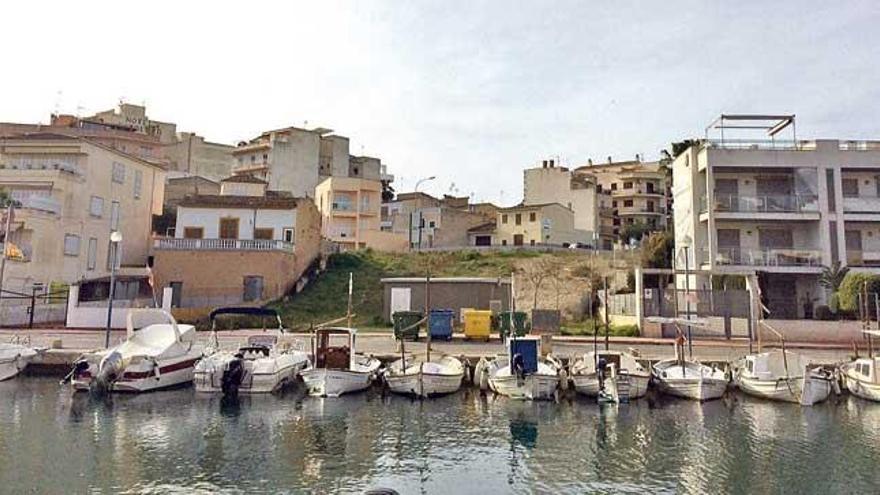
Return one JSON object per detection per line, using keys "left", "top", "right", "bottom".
{"left": 588, "top": 158, "right": 593, "bottom": 166}
{"left": 549, "top": 159, "right": 555, "bottom": 168}
{"left": 636, "top": 153, "right": 641, "bottom": 162}
{"left": 607, "top": 156, "right": 612, "bottom": 164}
{"left": 542, "top": 160, "right": 548, "bottom": 168}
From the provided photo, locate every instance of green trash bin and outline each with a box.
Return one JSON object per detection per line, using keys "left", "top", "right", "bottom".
{"left": 392, "top": 311, "right": 423, "bottom": 341}
{"left": 498, "top": 311, "right": 530, "bottom": 340}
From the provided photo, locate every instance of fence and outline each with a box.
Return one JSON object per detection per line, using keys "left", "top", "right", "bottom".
{"left": 0, "top": 287, "right": 68, "bottom": 328}
{"left": 642, "top": 288, "right": 752, "bottom": 338}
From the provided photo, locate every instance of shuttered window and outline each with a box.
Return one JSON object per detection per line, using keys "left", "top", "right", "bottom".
{"left": 89, "top": 196, "right": 104, "bottom": 217}
{"left": 110, "top": 201, "right": 120, "bottom": 230}
{"left": 134, "top": 170, "right": 143, "bottom": 199}
{"left": 63, "top": 234, "right": 80, "bottom": 256}
{"left": 87, "top": 238, "right": 98, "bottom": 270}
{"left": 112, "top": 162, "right": 125, "bottom": 184}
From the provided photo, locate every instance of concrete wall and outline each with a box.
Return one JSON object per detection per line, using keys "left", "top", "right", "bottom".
{"left": 381, "top": 280, "right": 511, "bottom": 322}
{"left": 164, "top": 177, "right": 220, "bottom": 207}
{"left": 65, "top": 286, "right": 172, "bottom": 329}
{"left": 163, "top": 133, "right": 236, "bottom": 181}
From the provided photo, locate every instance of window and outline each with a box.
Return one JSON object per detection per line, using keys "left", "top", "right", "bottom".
{"left": 112, "top": 162, "right": 125, "bottom": 184}
{"left": 624, "top": 200, "right": 633, "bottom": 207}
{"left": 623, "top": 181, "right": 633, "bottom": 189}
{"left": 87, "top": 238, "right": 98, "bottom": 270}
{"left": 183, "top": 227, "right": 204, "bottom": 239}
{"left": 501, "top": 239, "right": 507, "bottom": 246}
{"left": 219, "top": 218, "right": 239, "bottom": 239}
{"left": 134, "top": 170, "right": 143, "bottom": 199}
{"left": 283, "top": 228, "right": 295, "bottom": 243}
{"left": 826, "top": 169, "right": 837, "bottom": 211}
{"left": 611, "top": 183, "right": 617, "bottom": 191}
{"left": 110, "top": 201, "right": 120, "bottom": 230}
{"left": 529, "top": 212, "right": 536, "bottom": 222}
{"left": 428, "top": 221, "right": 436, "bottom": 228}
{"left": 89, "top": 196, "right": 104, "bottom": 217}
{"left": 646, "top": 200, "right": 654, "bottom": 212}
{"left": 262, "top": 153, "right": 268, "bottom": 161}
{"left": 530, "top": 239, "right": 536, "bottom": 246}
{"left": 515, "top": 213, "right": 522, "bottom": 225}
{"left": 63, "top": 234, "right": 80, "bottom": 256}
{"left": 254, "top": 228, "right": 274, "bottom": 240}
{"left": 842, "top": 178, "right": 859, "bottom": 197}
{"left": 501, "top": 214, "right": 508, "bottom": 224}
{"left": 647, "top": 182, "right": 655, "bottom": 194}
{"left": 612, "top": 200, "right": 617, "bottom": 207}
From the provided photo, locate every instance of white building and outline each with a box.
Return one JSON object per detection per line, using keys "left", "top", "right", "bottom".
{"left": 673, "top": 115, "right": 880, "bottom": 319}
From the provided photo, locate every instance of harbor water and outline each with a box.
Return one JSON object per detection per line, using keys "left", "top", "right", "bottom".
{"left": 2, "top": 377, "right": 880, "bottom": 494}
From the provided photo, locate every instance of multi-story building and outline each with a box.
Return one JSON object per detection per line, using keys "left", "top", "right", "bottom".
{"left": 382, "top": 192, "right": 497, "bottom": 248}
{"left": 0, "top": 133, "right": 166, "bottom": 292}
{"left": 231, "top": 125, "right": 394, "bottom": 199}
{"left": 495, "top": 202, "right": 589, "bottom": 247}
{"left": 315, "top": 176, "right": 407, "bottom": 251}
{"left": 674, "top": 114, "right": 880, "bottom": 318}
{"left": 152, "top": 174, "right": 321, "bottom": 307}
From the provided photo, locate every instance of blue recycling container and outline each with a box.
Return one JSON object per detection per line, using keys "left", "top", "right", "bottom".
{"left": 508, "top": 338, "right": 539, "bottom": 375}
{"left": 428, "top": 309, "right": 455, "bottom": 341}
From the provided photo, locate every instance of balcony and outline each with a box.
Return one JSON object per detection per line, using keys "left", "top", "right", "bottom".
{"left": 17, "top": 196, "right": 62, "bottom": 215}
{"left": 153, "top": 238, "right": 294, "bottom": 252}
{"left": 843, "top": 197, "right": 880, "bottom": 214}
{"left": 702, "top": 194, "right": 819, "bottom": 214}
{"left": 233, "top": 161, "right": 270, "bottom": 174}
{"left": 611, "top": 187, "right": 663, "bottom": 197}
{"left": 846, "top": 250, "right": 880, "bottom": 267}
{"left": 703, "top": 247, "right": 822, "bottom": 267}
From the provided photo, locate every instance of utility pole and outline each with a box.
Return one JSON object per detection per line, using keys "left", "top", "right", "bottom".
{"left": 0, "top": 203, "right": 14, "bottom": 301}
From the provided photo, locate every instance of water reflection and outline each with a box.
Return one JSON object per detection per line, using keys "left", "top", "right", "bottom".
{"left": 2, "top": 378, "right": 880, "bottom": 493}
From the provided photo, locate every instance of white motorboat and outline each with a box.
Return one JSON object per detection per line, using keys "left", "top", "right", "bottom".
{"left": 68, "top": 309, "right": 203, "bottom": 393}
{"left": 0, "top": 339, "right": 40, "bottom": 381}
{"left": 300, "top": 327, "right": 381, "bottom": 397}
{"left": 569, "top": 350, "right": 651, "bottom": 403}
{"left": 840, "top": 330, "right": 880, "bottom": 402}
{"left": 194, "top": 307, "right": 310, "bottom": 395}
{"left": 474, "top": 337, "right": 562, "bottom": 401}
{"left": 734, "top": 349, "right": 833, "bottom": 406}
{"left": 384, "top": 354, "right": 465, "bottom": 398}
{"left": 653, "top": 359, "right": 728, "bottom": 401}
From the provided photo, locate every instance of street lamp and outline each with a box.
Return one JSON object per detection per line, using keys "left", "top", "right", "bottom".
{"left": 412, "top": 176, "right": 436, "bottom": 250}
{"left": 104, "top": 230, "right": 123, "bottom": 348}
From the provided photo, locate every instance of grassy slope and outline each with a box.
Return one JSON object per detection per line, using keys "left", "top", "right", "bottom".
{"left": 270, "top": 249, "right": 543, "bottom": 330}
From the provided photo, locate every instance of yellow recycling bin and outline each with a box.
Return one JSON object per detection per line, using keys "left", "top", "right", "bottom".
{"left": 463, "top": 309, "right": 492, "bottom": 341}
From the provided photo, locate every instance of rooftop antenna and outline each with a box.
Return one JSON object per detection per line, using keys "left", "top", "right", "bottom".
{"left": 53, "top": 90, "right": 62, "bottom": 116}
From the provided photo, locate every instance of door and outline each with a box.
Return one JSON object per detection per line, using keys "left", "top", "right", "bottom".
{"left": 475, "top": 235, "right": 491, "bottom": 246}
{"left": 243, "top": 276, "right": 263, "bottom": 302}
{"left": 846, "top": 230, "right": 863, "bottom": 264}
{"left": 714, "top": 178, "right": 738, "bottom": 210}
{"left": 390, "top": 287, "right": 411, "bottom": 318}
{"left": 170, "top": 282, "right": 183, "bottom": 308}
{"left": 757, "top": 176, "right": 793, "bottom": 211}
{"left": 759, "top": 274, "right": 797, "bottom": 319}
{"left": 219, "top": 218, "right": 239, "bottom": 239}
{"left": 716, "top": 229, "right": 741, "bottom": 264}
{"left": 513, "top": 234, "right": 524, "bottom": 246}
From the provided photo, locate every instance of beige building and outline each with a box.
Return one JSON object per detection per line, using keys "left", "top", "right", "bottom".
{"left": 0, "top": 133, "right": 166, "bottom": 293}
{"left": 495, "top": 203, "right": 588, "bottom": 247}
{"left": 162, "top": 132, "right": 237, "bottom": 181}
{"left": 674, "top": 114, "right": 880, "bottom": 319}
{"left": 315, "top": 176, "right": 407, "bottom": 251}
{"left": 152, "top": 175, "right": 321, "bottom": 307}
{"left": 383, "top": 192, "right": 497, "bottom": 248}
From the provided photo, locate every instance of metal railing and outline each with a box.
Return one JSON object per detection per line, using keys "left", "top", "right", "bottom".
{"left": 702, "top": 247, "right": 822, "bottom": 267}
{"left": 846, "top": 250, "right": 880, "bottom": 267}
{"left": 702, "top": 193, "right": 819, "bottom": 213}
{"left": 152, "top": 238, "right": 295, "bottom": 252}
{"left": 706, "top": 139, "right": 811, "bottom": 151}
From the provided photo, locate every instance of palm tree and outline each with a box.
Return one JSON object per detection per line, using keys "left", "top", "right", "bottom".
{"left": 819, "top": 262, "right": 849, "bottom": 292}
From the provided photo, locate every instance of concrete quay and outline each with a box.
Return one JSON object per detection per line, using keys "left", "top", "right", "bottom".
{"left": 3, "top": 328, "right": 862, "bottom": 375}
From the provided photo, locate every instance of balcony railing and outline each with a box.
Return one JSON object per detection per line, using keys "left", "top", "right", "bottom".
{"left": 702, "top": 247, "right": 822, "bottom": 267}
{"left": 702, "top": 194, "right": 819, "bottom": 214}
{"left": 153, "top": 238, "right": 294, "bottom": 252}
{"left": 18, "top": 196, "right": 62, "bottom": 215}
{"left": 846, "top": 250, "right": 880, "bottom": 267}
{"left": 843, "top": 197, "right": 880, "bottom": 213}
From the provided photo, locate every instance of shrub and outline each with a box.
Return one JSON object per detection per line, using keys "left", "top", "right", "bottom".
{"left": 838, "top": 272, "right": 880, "bottom": 312}
{"left": 814, "top": 305, "right": 834, "bottom": 320}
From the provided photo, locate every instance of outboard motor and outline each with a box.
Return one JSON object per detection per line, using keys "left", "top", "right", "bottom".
{"left": 221, "top": 353, "right": 245, "bottom": 397}
{"left": 597, "top": 356, "right": 608, "bottom": 390}
{"left": 512, "top": 353, "right": 525, "bottom": 381}
{"left": 92, "top": 351, "right": 124, "bottom": 395}
{"left": 60, "top": 359, "right": 91, "bottom": 385}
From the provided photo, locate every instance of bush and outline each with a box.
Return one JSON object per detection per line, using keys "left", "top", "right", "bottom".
{"left": 838, "top": 273, "right": 880, "bottom": 312}
{"left": 814, "top": 305, "right": 834, "bottom": 320}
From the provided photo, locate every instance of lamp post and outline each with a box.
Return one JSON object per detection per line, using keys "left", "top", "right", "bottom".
{"left": 412, "top": 175, "right": 436, "bottom": 250}
{"left": 104, "top": 231, "right": 123, "bottom": 348}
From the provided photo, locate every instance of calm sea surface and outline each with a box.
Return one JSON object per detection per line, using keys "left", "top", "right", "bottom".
{"left": 2, "top": 377, "right": 880, "bottom": 494}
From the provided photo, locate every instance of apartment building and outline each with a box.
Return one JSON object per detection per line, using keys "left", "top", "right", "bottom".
{"left": 674, "top": 114, "right": 880, "bottom": 319}
{"left": 152, "top": 174, "right": 321, "bottom": 307}
{"left": 231, "top": 126, "right": 394, "bottom": 199}
{"left": 315, "top": 176, "right": 407, "bottom": 251}
{"left": 383, "top": 192, "right": 497, "bottom": 248}
{"left": 0, "top": 133, "right": 165, "bottom": 293}
{"left": 495, "top": 203, "right": 589, "bottom": 247}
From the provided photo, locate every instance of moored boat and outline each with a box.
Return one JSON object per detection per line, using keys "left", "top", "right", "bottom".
{"left": 653, "top": 359, "right": 728, "bottom": 401}
{"left": 194, "top": 307, "right": 310, "bottom": 395}
{"left": 384, "top": 354, "right": 465, "bottom": 398}
{"left": 0, "top": 339, "right": 40, "bottom": 381}
{"left": 475, "top": 337, "right": 562, "bottom": 401}
{"left": 569, "top": 350, "right": 650, "bottom": 403}
{"left": 300, "top": 327, "right": 381, "bottom": 397}
{"left": 734, "top": 349, "right": 833, "bottom": 406}
{"left": 841, "top": 357, "right": 880, "bottom": 402}
{"left": 69, "top": 309, "right": 203, "bottom": 393}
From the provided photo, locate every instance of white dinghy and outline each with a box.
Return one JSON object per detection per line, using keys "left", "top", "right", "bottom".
{"left": 0, "top": 336, "right": 41, "bottom": 381}
{"left": 475, "top": 337, "right": 562, "bottom": 401}
{"left": 300, "top": 327, "right": 381, "bottom": 397}
{"left": 648, "top": 317, "right": 728, "bottom": 401}
{"left": 569, "top": 350, "right": 650, "bottom": 403}
{"left": 194, "top": 307, "right": 310, "bottom": 396}
{"left": 735, "top": 349, "right": 833, "bottom": 405}
{"left": 68, "top": 309, "right": 203, "bottom": 393}
{"left": 841, "top": 330, "right": 880, "bottom": 402}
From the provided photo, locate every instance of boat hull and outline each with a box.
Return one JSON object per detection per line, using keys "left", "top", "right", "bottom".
{"left": 72, "top": 356, "right": 200, "bottom": 393}
{"left": 194, "top": 360, "right": 307, "bottom": 394}
{"left": 385, "top": 372, "right": 464, "bottom": 398}
{"left": 570, "top": 372, "right": 650, "bottom": 400}
{"left": 489, "top": 374, "right": 559, "bottom": 400}
{"left": 736, "top": 374, "right": 831, "bottom": 405}
{"left": 301, "top": 368, "right": 375, "bottom": 397}
{"left": 842, "top": 368, "right": 880, "bottom": 402}
{"left": 655, "top": 377, "right": 728, "bottom": 401}
{"left": 0, "top": 346, "right": 37, "bottom": 381}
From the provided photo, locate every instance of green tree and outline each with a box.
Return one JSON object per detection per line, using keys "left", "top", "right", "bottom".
{"left": 640, "top": 230, "right": 674, "bottom": 269}
{"left": 819, "top": 262, "right": 849, "bottom": 314}
{"left": 619, "top": 222, "right": 652, "bottom": 244}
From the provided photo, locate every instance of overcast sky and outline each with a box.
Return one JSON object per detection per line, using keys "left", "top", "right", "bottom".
{"left": 2, "top": 1, "right": 878, "bottom": 204}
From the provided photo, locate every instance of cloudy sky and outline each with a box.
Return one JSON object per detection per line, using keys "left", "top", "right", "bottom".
{"left": 1, "top": 1, "right": 877, "bottom": 204}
